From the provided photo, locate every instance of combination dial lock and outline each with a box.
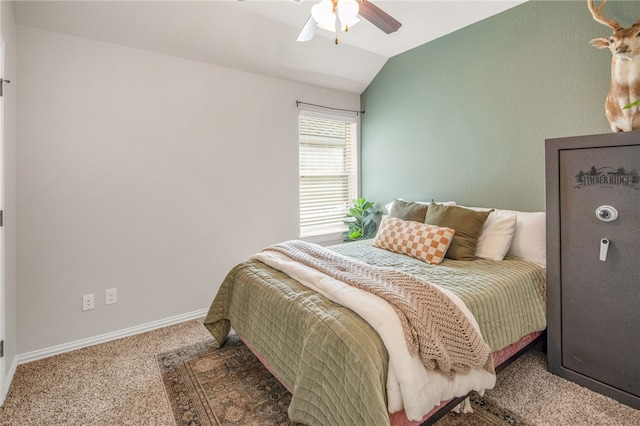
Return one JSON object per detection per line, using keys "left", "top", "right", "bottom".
{"left": 595, "top": 205, "right": 618, "bottom": 222}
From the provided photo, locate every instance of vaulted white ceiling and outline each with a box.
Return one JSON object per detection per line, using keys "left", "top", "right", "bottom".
{"left": 12, "top": 0, "right": 527, "bottom": 93}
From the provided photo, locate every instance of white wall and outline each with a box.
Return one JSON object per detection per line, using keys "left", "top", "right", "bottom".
{"left": 16, "top": 26, "right": 359, "bottom": 354}
{"left": 1, "top": 0, "right": 18, "bottom": 397}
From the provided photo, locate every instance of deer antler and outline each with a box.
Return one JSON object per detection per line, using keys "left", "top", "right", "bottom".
{"left": 588, "top": 0, "right": 621, "bottom": 31}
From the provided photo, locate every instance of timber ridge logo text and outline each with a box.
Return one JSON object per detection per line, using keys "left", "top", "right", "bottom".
{"left": 574, "top": 166, "right": 639, "bottom": 189}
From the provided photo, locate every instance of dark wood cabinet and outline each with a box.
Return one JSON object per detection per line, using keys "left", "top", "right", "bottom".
{"left": 545, "top": 131, "right": 640, "bottom": 410}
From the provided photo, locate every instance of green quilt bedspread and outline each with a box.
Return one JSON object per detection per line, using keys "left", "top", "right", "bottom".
{"left": 204, "top": 258, "right": 390, "bottom": 426}
{"left": 204, "top": 240, "right": 546, "bottom": 425}
{"left": 331, "top": 240, "right": 547, "bottom": 351}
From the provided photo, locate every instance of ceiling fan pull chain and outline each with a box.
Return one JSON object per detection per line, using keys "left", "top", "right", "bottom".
{"left": 334, "top": 0, "right": 339, "bottom": 44}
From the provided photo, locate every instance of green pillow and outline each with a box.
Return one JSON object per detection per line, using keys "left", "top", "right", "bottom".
{"left": 389, "top": 199, "right": 429, "bottom": 223}
{"left": 425, "top": 202, "right": 492, "bottom": 260}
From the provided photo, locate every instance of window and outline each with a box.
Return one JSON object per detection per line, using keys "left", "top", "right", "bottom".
{"left": 299, "top": 109, "right": 358, "bottom": 239}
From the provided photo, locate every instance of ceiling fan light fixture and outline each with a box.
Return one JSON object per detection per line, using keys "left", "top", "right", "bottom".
{"left": 337, "top": 0, "right": 359, "bottom": 31}
{"left": 297, "top": 0, "right": 399, "bottom": 44}
{"left": 311, "top": 0, "right": 336, "bottom": 29}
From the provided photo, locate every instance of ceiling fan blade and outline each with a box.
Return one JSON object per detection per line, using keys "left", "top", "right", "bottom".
{"left": 357, "top": 0, "right": 402, "bottom": 34}
{"left": 296, "top": 16, "right": 317, "bottom": 42}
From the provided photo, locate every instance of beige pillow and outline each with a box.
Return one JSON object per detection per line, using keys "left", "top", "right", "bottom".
{"left": 459, "top": 206, "right": 518, "bottom": 261}
{"left": 373, "top": 215, "right": 455, "bottom": 265}
{"left": 389, "top": 199, "right": 429, "bottom": 222}
{"left": 425, "top": 202, "right": 492, "bottom": 260}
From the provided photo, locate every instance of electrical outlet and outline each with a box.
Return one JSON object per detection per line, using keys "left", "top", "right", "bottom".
{"left": 105, "top": 288, "right": 117, "bottom": 305}
{"left": 82, "top": 294, "right": 94, "bottom": 311}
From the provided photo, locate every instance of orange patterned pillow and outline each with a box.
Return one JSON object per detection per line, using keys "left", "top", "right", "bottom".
{"left": 373, "top": 215, "right": 455, "bottom": 265}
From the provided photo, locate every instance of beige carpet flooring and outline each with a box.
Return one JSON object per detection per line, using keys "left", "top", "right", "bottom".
{"left": 1, "top": 318, "right": 638, "bottom": 425}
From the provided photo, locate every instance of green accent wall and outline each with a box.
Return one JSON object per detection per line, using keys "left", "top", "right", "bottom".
{"left": 361, "top": 0, "right": 639, "bottom": 212}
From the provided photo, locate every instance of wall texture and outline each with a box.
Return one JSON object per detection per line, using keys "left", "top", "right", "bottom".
{"left": 361, "top": 0, "right": 638, "bottom": 212}
{"left": 16, "top": 26, "right": 359, "bottom": 354}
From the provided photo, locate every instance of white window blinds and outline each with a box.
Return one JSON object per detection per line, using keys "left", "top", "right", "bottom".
{"left": 299, "top": 109, "right": 358, "bottom": 237}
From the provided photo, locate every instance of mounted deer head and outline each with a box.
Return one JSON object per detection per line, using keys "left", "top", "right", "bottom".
{"left": 588, "top": 0, "right": 640, "bottom": 132}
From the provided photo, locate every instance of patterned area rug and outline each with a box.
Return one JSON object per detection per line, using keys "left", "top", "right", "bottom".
{"left": 157, "top": 335, "right": 530, "bottom": 426}
{"left": 440, "top": 394, "right": 530, "bottom": 426}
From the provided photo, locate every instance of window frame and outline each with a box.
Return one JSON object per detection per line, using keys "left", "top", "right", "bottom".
{"left": 298, "top": 107, "right": 361, "bottom": 243}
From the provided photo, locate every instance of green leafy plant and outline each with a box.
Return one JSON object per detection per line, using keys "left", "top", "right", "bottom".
{"left": 343, "top": 197, "right": 381, "bottom": 241}
{"left": 623, "top": 100, "right": 640, "bottom": 109}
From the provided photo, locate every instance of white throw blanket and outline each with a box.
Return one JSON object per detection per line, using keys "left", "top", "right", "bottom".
{"left": 252, "top": 250, "right": 496, "bottom": 421}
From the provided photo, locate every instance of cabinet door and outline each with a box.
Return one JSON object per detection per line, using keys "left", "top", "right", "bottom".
{"left": 559, "top": 144, "right": 640, "bottom": 398}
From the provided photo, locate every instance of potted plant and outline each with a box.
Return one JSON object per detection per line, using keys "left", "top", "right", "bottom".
{"left": 343, "top": 197, "right": 381, "bottom": 241}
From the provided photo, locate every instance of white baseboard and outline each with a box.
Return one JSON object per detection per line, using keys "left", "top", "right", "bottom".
{"left": 16, "top": 308, "right": 209, "bottom": 365}
{"left": 1, "top": 357, "right": 18, "bottom": 406}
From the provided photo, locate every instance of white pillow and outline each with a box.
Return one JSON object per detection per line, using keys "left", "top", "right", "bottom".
{"left": 385, "top": 199, "right": 456, "bottom": 214}
{"left": 462, "top": 207, "right": 518, "bottom": 261}
{"left": 478, "top": 212, "right": 518, "bottom": 261}
{"left": 506, "top": 211, "right": 546, "bottom": 267}
{"left": 462, "top": 207, "right": 546, "bottom": 265}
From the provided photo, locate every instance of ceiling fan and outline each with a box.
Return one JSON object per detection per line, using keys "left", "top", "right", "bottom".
{"left": 296, "top": 0, "right": 402, "bottom": 44}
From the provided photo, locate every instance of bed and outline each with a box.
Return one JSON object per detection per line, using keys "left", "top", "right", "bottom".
{"left": 204, "top": 201, "right": 547, "bottom": 425}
